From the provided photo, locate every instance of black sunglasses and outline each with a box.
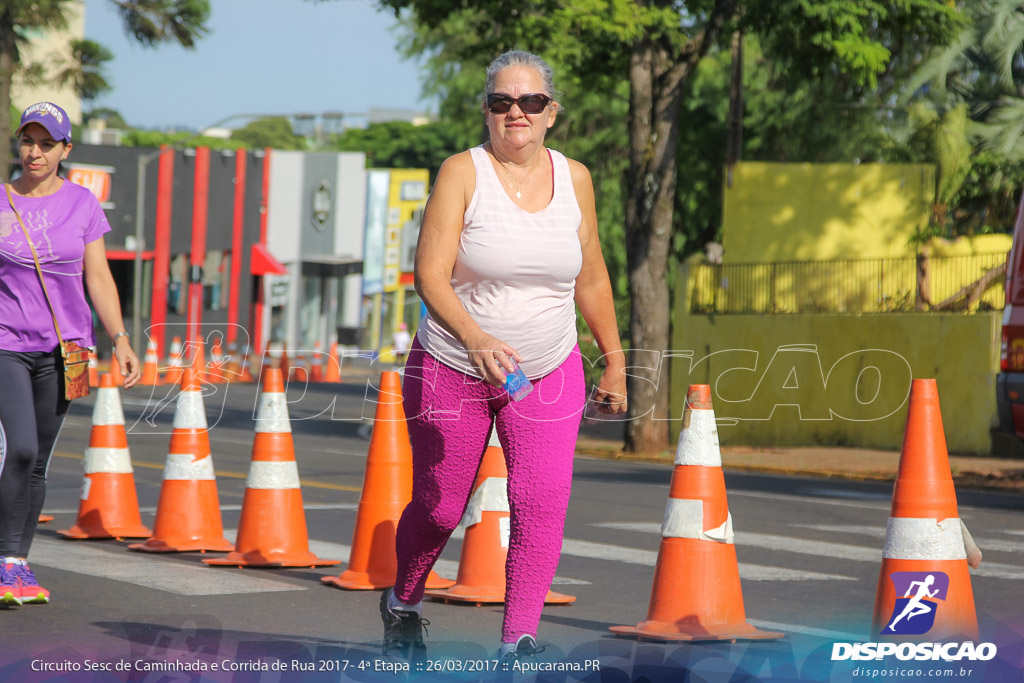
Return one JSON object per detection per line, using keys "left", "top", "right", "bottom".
{"left": 486, "top": 93, "right": 552, "bottom": 115}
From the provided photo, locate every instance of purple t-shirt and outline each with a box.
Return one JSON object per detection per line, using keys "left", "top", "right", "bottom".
{"left": 0, "top": 181, "right": 111, "bottom": 352}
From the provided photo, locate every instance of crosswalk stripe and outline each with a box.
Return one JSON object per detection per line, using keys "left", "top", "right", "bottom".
{"left": 29, "top": 538, "right": 303, "bottom": 596}
{"left": 595, "top": 522, "right": 1024, "bottom": 580}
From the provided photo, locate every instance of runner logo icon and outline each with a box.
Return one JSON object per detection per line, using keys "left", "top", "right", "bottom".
{"left": 883, "top": 571, "right": 949, "bottom": 635}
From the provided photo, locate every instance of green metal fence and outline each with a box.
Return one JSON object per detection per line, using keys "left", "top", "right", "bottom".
{"left": 689, "top": 252, "right": 1009, "bottom": 315}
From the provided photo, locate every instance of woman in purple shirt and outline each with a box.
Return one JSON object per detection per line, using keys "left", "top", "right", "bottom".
{"left": 0, "top": 102, "right": 140, "bottom": 607}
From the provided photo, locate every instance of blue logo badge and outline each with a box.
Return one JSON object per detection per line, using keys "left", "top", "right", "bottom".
{"left": 883, "top": 571, "right": 949, "bottom": 635}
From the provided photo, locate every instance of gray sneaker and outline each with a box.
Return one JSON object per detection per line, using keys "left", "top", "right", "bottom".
{"left": 498, "top": 634, "right": 546, "bottom": 663}
{"left": 379, "top": 589, "right": 428, "bottom": 660}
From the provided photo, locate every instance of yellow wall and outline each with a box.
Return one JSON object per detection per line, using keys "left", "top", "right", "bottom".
{"left": 722, "top": 162, "right": 936, "bottom": 262}
{"left": 13, "top": 1, "right": 84, "bottom": 125}
{"left": 379, "top": 169, "right": 428, "bottom": 358}
{"left": 671, "top": 269, "right": 1002, "bottom": 454}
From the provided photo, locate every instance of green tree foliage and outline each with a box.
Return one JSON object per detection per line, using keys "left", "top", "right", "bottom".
{"left": 121, "top": 128, "right": 245, "bottom": 150}
{"left": 84, "top": 107, "right": 129, "bottom": 131}
{"left": 0, "top": 0, "right": 210, "bottom": 179}
{"left": 380, "top": 0, "right": 962, "bottom": 453}
{"left": 229, "top": 116, "right": 306, "bottom": 151}
{"left": 332, "top": 120, "right": 460, "bottom": 177}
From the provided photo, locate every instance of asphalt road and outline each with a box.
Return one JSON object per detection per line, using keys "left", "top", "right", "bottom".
{"left": 2, "top": 377, "right": 1022, "bottom": 683}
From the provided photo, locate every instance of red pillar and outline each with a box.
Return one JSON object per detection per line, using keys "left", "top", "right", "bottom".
{"left": 187, "top": 147, "right": 210, "bottom": 350}
{"left": 149, "top": 146, "right": 174, "bottom": 357}
{"left": 250, "top": 148, "right": 272, "bottom": 357}
{"left": 227, "top": 149, "right": 247, "bottom": 346}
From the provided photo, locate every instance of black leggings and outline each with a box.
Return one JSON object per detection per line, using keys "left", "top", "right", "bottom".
{"left": 0, "top": 348, "right": 69, "bottom": 557}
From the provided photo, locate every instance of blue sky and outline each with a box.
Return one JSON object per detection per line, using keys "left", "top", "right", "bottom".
{"left": 83, "top": 0, "right": 430, "bottom": 130}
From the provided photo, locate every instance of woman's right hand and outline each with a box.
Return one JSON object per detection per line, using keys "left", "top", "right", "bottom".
{"left": 464, "top": 331, "right": 522, "bottom": 387}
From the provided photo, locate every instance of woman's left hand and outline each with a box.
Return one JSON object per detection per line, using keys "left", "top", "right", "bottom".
{"left": 592, "top": 365, "right": 627, "bottom": 414}
{"left": 115, "top": 342, "right": 141, "bottom": 389}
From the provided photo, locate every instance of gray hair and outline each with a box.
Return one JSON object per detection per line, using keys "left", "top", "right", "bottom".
{"left": 483, "top": 50, "right": 562, "bottom": 108}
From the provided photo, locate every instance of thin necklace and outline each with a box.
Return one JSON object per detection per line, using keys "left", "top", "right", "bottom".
{"left": 497, "top": 155, "right": 539, "bottom": 199}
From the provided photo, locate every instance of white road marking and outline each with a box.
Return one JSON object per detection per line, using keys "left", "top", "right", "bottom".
{"left": 29, "top": 538, "right": 303, "bottom": 596}
{"left": 595, "top": 522, "right": 1024, "bottom": 579}
{"left": 793, "top": 524, "right": 1024, "bottom": 553}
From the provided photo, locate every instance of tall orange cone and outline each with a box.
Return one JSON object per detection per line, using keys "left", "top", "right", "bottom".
{"left": 309, "top": 341, "right": 325, "bottom": 382}
{"left": 59, "top": 374, "right": 151, "bottom": 539}
{"left": 322, "top": 371, "right": 454, "bottom": 590}
{"left": 237, "top": 344, "right": 255, "bottom": 383}
{"left": 129, "top": 367, "right": 233, "bottom": 553}
{"left": 426, "top": 431, "right": 574, "bottom": 605}
{"left": 871, "top": 379, "right": 979, "bottom": 642}
{"left": 280, "top": 343, "right": 290, "bottom": 379}
{"left": 221, "top": 341, "right": 241, "bottom": 383}
{"left": 610, "top": 385, "right": 783, "bottom": 642}
{"left": 164, "top": 336, "right": 184, "bottom": 386}
{"left": 205, "top": 369, "right": 340, "bottom": 568}
{"left": 292, "top": 349, "right": 308, "bottom": 382}
{"left": 325, "top": 342, "right": 342, "bottom": 383}
{"left": 88, "top": 347, "right": 99, "bottom": 388}
{"left": 138, "top": 338, "right": 163, "bottom": 386}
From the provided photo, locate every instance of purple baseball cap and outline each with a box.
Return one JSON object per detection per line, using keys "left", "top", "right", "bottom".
{"left": 17, "top": 102, "right": 72, "bottom": 143}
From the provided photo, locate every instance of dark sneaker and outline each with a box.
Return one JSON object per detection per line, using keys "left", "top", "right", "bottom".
{"left": 498, "top": 634, "right": 546, "bottom": 663}
{"left": 379, "top": 589, "right": 428, "bottom": 659}
{"left": 6, "top": 560, "right": 49, "bottom": 604}
{"left": 0, "top": 558, "right": 21, "bottom": 607}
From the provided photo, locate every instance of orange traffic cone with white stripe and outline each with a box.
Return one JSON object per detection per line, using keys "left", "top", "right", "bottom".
{"left": 138, "top": 338, "right": 162, "bottom": 386}
{"left": 128, "top": 367, "right": 232, "bottom": 553}
{"left": 164, "top": 336, "right": 184, "bottom": 386}
{"left": 207, "top": 338, "right": 226, "bottom": 384}
{"left": 322, "top": 371, "right": 454, "bottom": 590}
{"left": 872, "top": 379, "right": 979, "bottom": 642}
{"left": 325, "top": 342, "right": 342, "bottom": 383}
{"left": 221, "top": 342, "right": 241, "bottom": 383}
{"left": 59, "top": 374, "right": 151, "bottom": 539}
{"left": 610, "top": 385, "right": 783, "bottom": 642}
{"left": 425, "top": 431, "right": 574, "bottom": 605}
{"left": 88, "top": 347, "right": 99, "bottom": 388}
{"left": 205, "top": 369, "right": 340, "bottom": 568}
{"left": 237, "top": 345, "right": 255, "bottom": 383}
{"left": 309, "top": 341, "right": 325, "bottom": 382}
{"left": 292, "top": 349, "right": 308, "bottom": 381}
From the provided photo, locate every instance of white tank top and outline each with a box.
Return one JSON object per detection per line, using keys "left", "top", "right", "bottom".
{"left": 417, "top": 145, "right": 583, "bottom": 379}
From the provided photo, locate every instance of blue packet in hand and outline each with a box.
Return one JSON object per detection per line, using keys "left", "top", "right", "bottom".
{"left": 504, "top": 362, "right": 534, "bottom": 401}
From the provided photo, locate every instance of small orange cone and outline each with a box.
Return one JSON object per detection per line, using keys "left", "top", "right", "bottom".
{"left": 280, "top": 343, "right": 290, "bottom": 379}
{"left": 164, "top": 337, "right": 184, "bottom": 386}
{"left": 872, "top": 379, "right": 979, "bottom": 642}
{"left": 38, "top": 515, "right": 54, "bottom": 523}
{"left": 110, "top": 350, "right": 124, "bottom": 387}
{"left": 129, "top": 367, "right": 232, "bottom": 553}
{"left": 58, "top": 374, "right": 151, "bottom": 539}
{"left": 325, "top": 342, "right": 342, "bottom": 383}
{"left": 205, "top": 369, "right": 340, "bottom": 568}
{"left": 138, "top": 338, "right": 163, "bottom": 386}
{"left": 208, "top": 338, "right": 226, "bottom": 384}
{"left": 221, "top": 342, "right": 241, "bottom": 383}
{"left": 309, "top": 341, "right": 325, "bottom": 382}
{"left": 88, "top": 347, "right": 99, "bottom": 388}
{"left": 292, "top": 349, "right": 308, "bottom": 382}
{"left": 610, "top": 385, "right": 783, "bottom": 642}
{"left": 322, "top": 371, "right": 454, "bottom": 590}
{"left": 191, "top": 337, "right": 208, "bottom": 384}
{"left": 426, "top": 431, "right": 574, "bottom": 605}
{"left": 237, "top": 345, "right": 255, "bottom": 383}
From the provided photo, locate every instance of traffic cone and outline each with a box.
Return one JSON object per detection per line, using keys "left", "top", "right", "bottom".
{"left": 280, "top": 343, "right": 290, "bottom": 379}
{"left": 425, "top": 431, "right": 574, "bottom": 605}
{"left": 38, "top": 515, "right": 53, "bottom": 523}
{"left": 110, "top": 350, "right": 124, "bottom": 387}
{"left": 871, "top": 379, "right": 979, "bottom": 642}
{"left": 610, "top": 385, "right": 783, "bottom": 642}
{"left": 128, "top": 367, "right": 233, "bottom": 553}
{"left": 138, "top": 338, "right": 162, "bottom": 386}
{"left": 221, "top": 342, "right": 241, "bottom": 383}
{"left": 292, "top": 349, "right": 308, "bottom": 382}
{"left": 58, "top": 374, "right": 152, "bottom": 540}
{"left": 322, "top": 371, "right": 454, "bottom": 590}
{"left": 191, "top": 337, "right": 208, "bottom": 384}
{"left": 88, "top": 347, "right": 99, "bottom": 388}
{"left": 208, "top": 338, "right": 226, "bottom": 384}
{"left": 205, "top": 369, "right": 340, "bottom": 568}
{"left": 237, "top": 345, "right": 255, "bottom": 383}
{"left": 325, "top": 342, "right": 342, "bottom": 383}
{"left": 164, "top": 337, "right": 184, "bottom": 386}
{"left": 309, "top": 341, "right": 325, "bottom": 382}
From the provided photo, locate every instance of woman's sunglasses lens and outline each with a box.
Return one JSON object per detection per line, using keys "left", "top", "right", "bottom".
{"left": 518, "top": 95, "right": 548, "bottom": 113}
{"left": 487, "top": 94, "right": 550, "bottom": 114}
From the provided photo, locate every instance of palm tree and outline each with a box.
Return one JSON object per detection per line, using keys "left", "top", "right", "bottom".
{"left": 0, "top": 0, "right": 210, "bottom": 179}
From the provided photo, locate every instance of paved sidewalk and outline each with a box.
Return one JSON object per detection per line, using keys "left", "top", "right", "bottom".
{"left": 576, "top": 418, "right": 1024, "bottom": 494}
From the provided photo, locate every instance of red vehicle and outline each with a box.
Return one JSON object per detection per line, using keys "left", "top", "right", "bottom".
{"left": 997, "top": 192, "right": 1024, "bottom": 438}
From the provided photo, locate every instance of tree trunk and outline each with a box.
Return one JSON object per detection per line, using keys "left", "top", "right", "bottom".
{"left": 624, "top": 42, "right": 686, "bottom": 455}
{"left": 0, "top": 42, "right": 15, "bottom": 183}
